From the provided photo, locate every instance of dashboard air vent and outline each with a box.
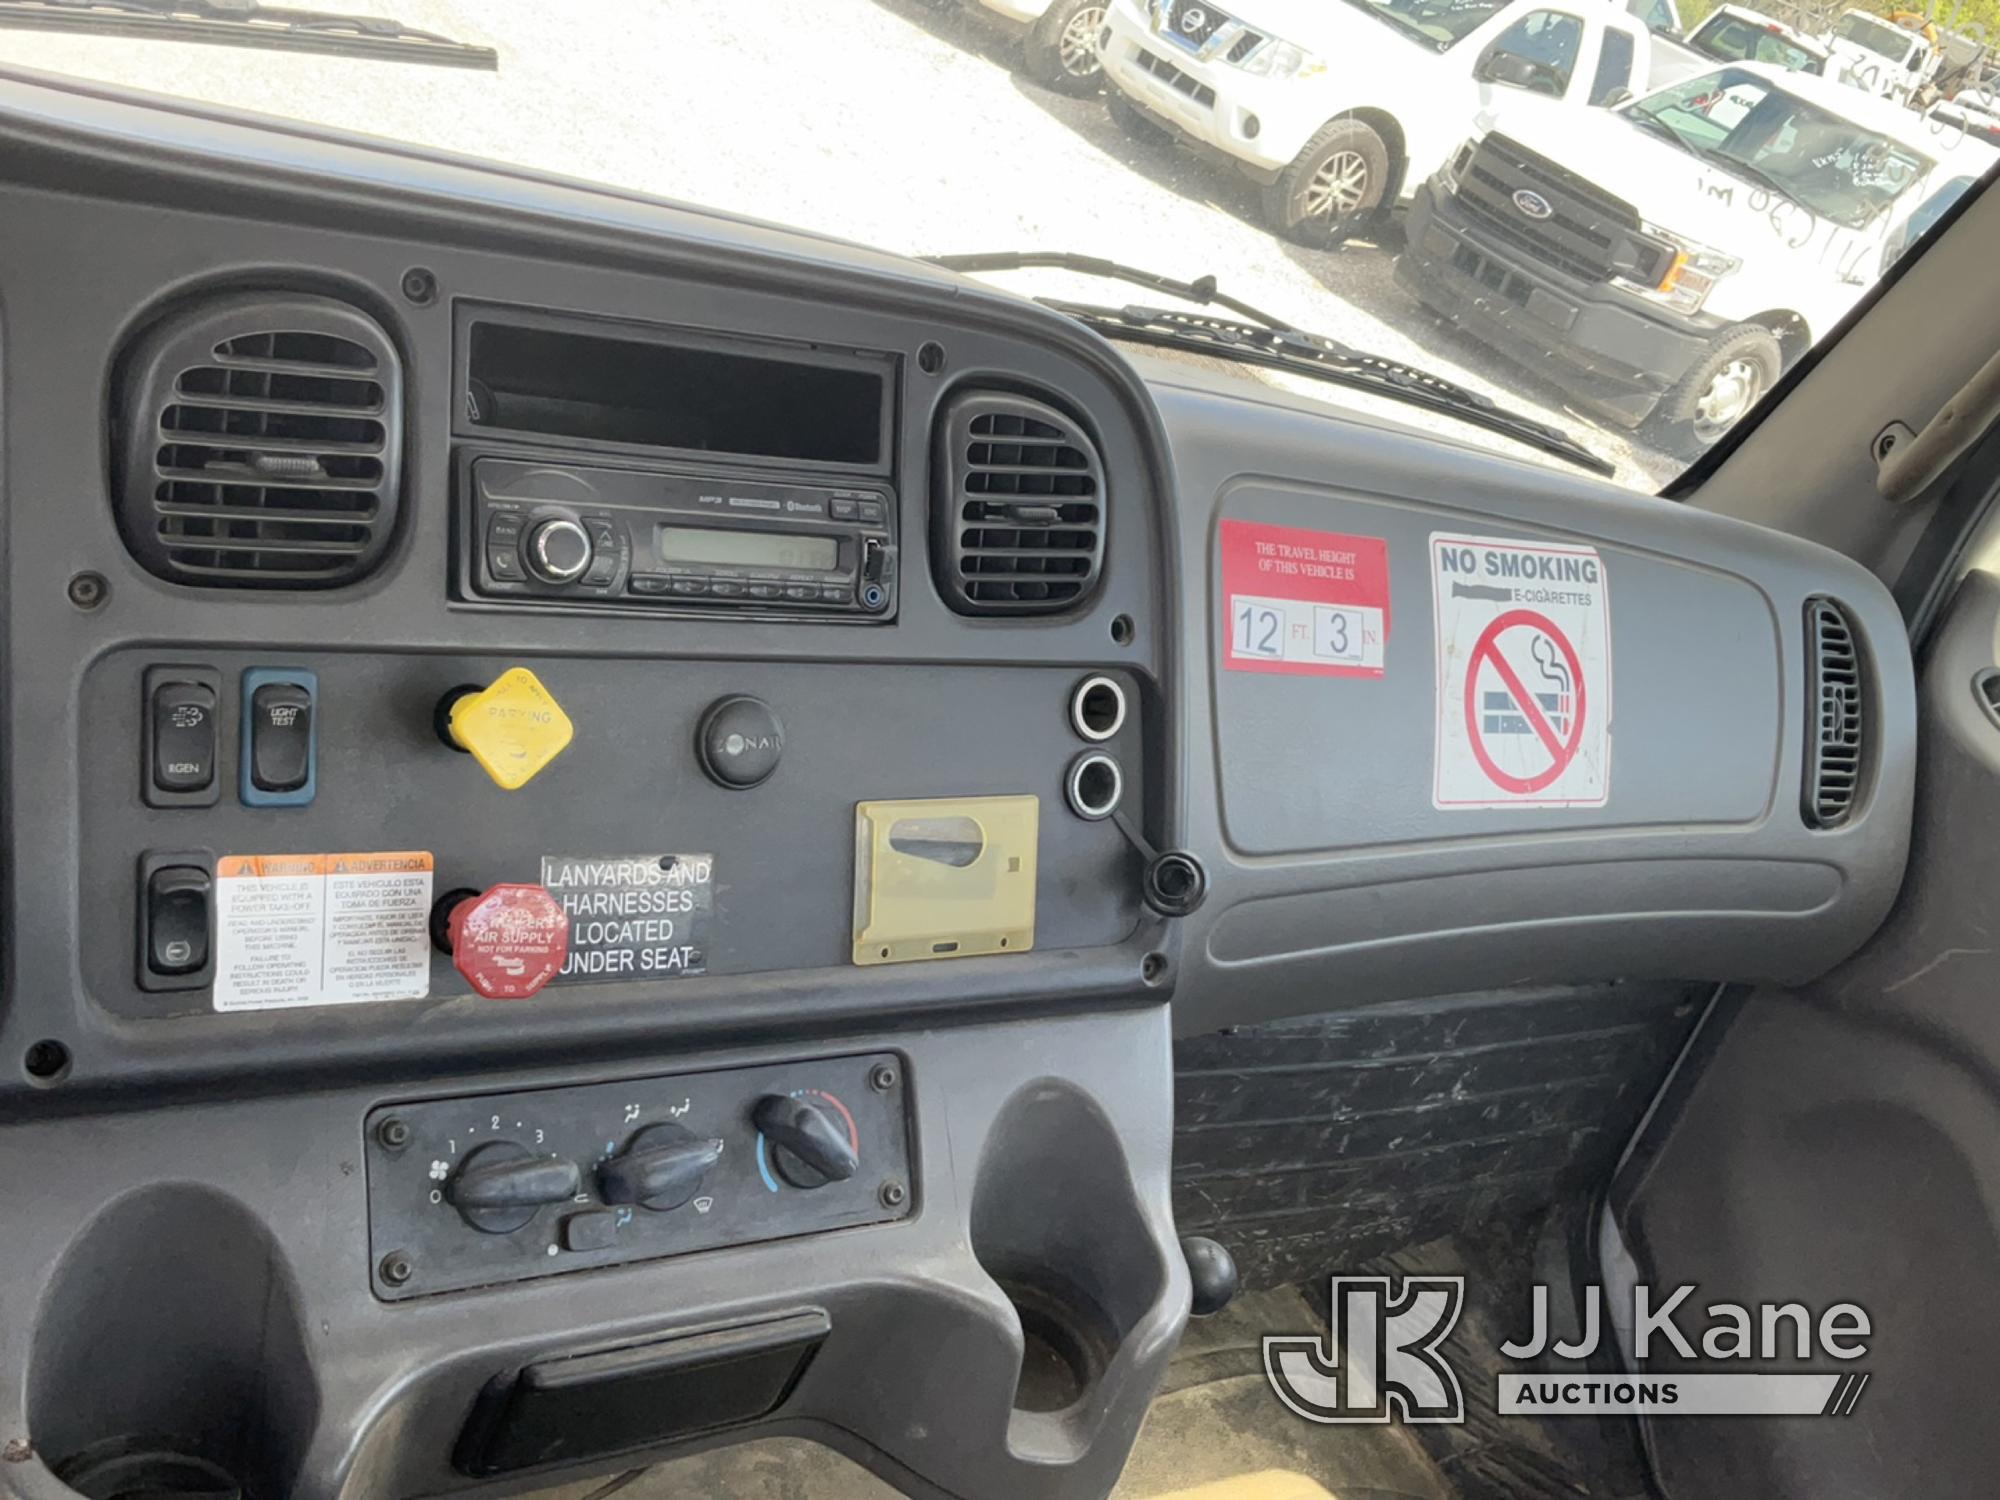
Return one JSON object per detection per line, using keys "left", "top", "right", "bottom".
{"left": 1803, "top": 598, "right": 1864, "bottom": 829}
{"left": 116, "top": 294, "right": 402, "bottom": 587}
{"left": 933, "top": 390, "right": 1105, "bottom": 615}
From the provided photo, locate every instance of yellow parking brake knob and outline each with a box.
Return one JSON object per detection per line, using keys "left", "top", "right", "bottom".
{"left": 443, "top": 667, "right": 574, "bottom": 790}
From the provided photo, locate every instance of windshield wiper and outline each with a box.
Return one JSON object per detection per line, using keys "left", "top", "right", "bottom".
{"left": 1626, "top": 109, "right": 1696, "bottom": 154}
{"left": 0, "top": 0, "right": 497, "bottom": 69}
{"left": 1038, "top": 299, "right": 1614, "bottom": 476}
{"left": 928, "top": 250, "right": 1300, "bottom": 333}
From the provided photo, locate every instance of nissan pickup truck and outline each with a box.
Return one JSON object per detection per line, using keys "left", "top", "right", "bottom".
{"left": 1396, "top": 61, "right": 1992, "bottom": 452}
{"left": 1099, "top": 0, "right": 1657, "bottom": 240}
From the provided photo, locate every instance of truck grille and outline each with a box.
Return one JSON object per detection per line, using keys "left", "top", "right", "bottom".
{"left": 1454, "top": 134, "right": 1644, "bottom": 284}
{"left": 1160, "top": 0, "right": 1232, "bottom": 49}
{"left": 1136, "top": 47, "right": 1215, "bottom": 106}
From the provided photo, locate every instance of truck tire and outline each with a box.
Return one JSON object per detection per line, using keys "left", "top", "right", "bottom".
{"left": 1107, "top": 88, "right": 1172, "bottom": 146}
{"left": 1262, "top": 117, "right": 1390, "bottom": 245}
{"left": 1645, "top": 324, "right": 1784, "bottom": 458}
{"left": 1025, "top": 0, "right": 1108, "bottom": 93}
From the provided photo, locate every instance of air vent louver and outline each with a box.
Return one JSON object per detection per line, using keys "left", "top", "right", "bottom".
{"left": 933, "top": 390, "right": 1105, "bottom": 615}
{"left": 1803, "top": 598, "right": 1864, "bottom": 829}
{"left": 116, "top": 294, "right": 402, "bottom": 587}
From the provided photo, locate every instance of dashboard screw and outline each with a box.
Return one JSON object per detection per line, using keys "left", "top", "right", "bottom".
{"left": 869, "top": 1063, "right": 899, "bottom": 1093}
{"left": 380, "top": 1252, "right": 414, "bottom": 1287}
{"left": 66, "top": 572, "right": 107, "bottom": 610}
{"left": 376, "top": 1117, "right": 411, "bottom": 1151}
{"left": 400, "top": 266, "right": 438, "bottom": 306}
{"left": 878, "top": 1179, "right": 908, "bottom": 1209}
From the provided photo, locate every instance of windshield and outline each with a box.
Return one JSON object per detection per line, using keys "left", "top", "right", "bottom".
{"left": 1695, "top": 16, "right": 1824, "bottom": 75}
{"left": 1, "top": 0, "right": 1991, "bottom": 494}
{"left": 1628, "top": 68, "right": 1931, "bottom": 228}
{"left": 1339, "top": 0, "right": 1511, "bottom": 50}
{"left": 1833, "top": 12, "right": 1915, "bottom": 61}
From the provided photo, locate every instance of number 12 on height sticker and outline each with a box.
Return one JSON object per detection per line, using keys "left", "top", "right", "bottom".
{"left": 1220, "top": 520, "right": 1390, "bottom": 678}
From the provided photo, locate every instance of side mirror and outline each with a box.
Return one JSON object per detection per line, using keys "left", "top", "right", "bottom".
{"left": 1599, "top": 85, "right": 1635, "bottom": 108}
{"left": 1476, "top": 47, "right": 1544, "bottom": 88}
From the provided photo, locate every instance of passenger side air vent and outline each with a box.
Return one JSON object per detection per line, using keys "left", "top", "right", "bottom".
{"left": 932, "top": 391, "right": 1105, "bottom": 615}
{"left": 115, "top": 294, "right": 403, "bottom": 587}
{"left": 1803, "top": 598, "right": 1864, "bottom": 828}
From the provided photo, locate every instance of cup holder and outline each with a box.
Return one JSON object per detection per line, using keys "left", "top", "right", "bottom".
{"left": 54, "top": 1437, "right": 244, "bottom": 1500}
{"left": 27, "top": 1186, "right": 318, "bottom": 1500}
{"left": 970, "top": 1082, "right": 1168, "bottom": 1453}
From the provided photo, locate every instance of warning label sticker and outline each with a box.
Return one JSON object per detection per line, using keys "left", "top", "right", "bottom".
{"left": 1431, "top": 533, "right": 1611, "bottom": 809}
{"left": 540, "top": 854, "right": 714, "bottom": 982}
{"left": 214, "top": 852, "right": 434, "bottom": 1012}
{"left": 1221, "top": 519, "right": 1389, "bottom": 677}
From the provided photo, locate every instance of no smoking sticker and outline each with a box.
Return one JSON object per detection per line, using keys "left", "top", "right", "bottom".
{"left": 1221, "top": 519, "right": 1389, "bottom": 677}
{"left": 1431, "top": 533, "right": 1610, "bottom": 809}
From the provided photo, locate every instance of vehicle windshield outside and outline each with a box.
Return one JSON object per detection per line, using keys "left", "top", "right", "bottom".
{"left": 2, "top": 0, "right": 1990, "bottom": 490}
{"left": 1698, "top": 17, "right": 1824, "bottom": 73}
{"left": 1341, "top": 0, "right": 1511, "bottom": 49}
{"left": 1629, "top": 68, "right": 1931, "bottom": 227}
{"left": 1833, "top": 10, "right": 1916, "bottom": 60}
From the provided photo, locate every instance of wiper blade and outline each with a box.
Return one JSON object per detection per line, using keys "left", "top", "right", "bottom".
{"left": 928, "top": 249, "right": 1299, "bottom": 333}
{"left": 1045, "top": 299, "right": 1614, "bottom": 477}
{"left": 0, "top": 0, "right": 498, "bottom": 69}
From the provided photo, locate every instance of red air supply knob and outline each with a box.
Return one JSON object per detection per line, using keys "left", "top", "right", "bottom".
{"left": 446, "top": 884, "right": 570, "bottom": 999}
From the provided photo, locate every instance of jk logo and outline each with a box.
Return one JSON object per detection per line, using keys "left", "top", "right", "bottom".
{"left": 1263, "top": 1276, "right": 1467, "bottom": 1424}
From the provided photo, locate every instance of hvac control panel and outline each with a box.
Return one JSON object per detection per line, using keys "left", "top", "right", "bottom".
{"left": 365, "top": 1052, "right": 912, "bottom": 1299}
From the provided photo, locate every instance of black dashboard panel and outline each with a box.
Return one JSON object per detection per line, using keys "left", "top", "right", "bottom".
{"left": 0, "top": 63, "right": 1918, "bottom": 1500}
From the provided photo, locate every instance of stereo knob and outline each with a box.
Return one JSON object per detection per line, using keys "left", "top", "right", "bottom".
{"left": 526, "top": 518, "right": 593, "bottom": 584}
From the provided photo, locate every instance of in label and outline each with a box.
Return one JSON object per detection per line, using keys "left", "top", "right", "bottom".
{"left": 1431, "top": 533, "right": 1611, "bottom": 809}
{"left": 540, "top": 853, "right": 715, "bottom": 981}
{"left": 1220, "top": 519, "right": 1389, "bottom": 677}
{"left": 214, "top": 852, "right": 433, "bottom": 1012}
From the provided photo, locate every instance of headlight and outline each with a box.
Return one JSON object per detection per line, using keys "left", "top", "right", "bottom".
{"left": 1231, "top": 36, "right": 1326, "bottom": 80}
{"left": 1616, "top": 224, "right": 1741, "bottom": 315}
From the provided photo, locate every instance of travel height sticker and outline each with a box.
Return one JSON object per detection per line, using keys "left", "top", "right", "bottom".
{"left": 1430, "top": 533, "right": 1610, "bottom": 809}
{"left": 1220, "top": 519, "right": 1389, "bottom": 677}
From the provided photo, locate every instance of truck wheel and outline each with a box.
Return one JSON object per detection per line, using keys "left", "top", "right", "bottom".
{"left": 1107, "top": 89, "right": 1172, "bottom": 147}
{"left": 1025, "top": 0, "right": 1108, "bottom": 93}
{"left": 1262, "top": 118, "right": 1390, "bottom": 245}
{"left": 1646, "top": 324, "right": 1784, "bottom": 458}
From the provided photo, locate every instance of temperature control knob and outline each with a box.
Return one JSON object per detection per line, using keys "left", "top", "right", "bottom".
{"left": 596, "top": 1122, "right": 725, "bottom": 1212}
{"left": 753, "top": 1093, "right": 859, "bottom": 1189}
{"left": 526, "top": 517, "right": 593, "bottom": 584}
{"left": 446, "top": 1141, "right": 580, "bottom": 1234}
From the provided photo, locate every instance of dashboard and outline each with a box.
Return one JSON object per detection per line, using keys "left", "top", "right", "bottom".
{"left": 0, "top": 64, "right": 1915, "bottom": 1500}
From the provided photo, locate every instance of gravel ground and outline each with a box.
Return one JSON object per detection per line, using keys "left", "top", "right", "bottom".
{"left": 2, "top": 0, "right": 1685, "bottom": 488}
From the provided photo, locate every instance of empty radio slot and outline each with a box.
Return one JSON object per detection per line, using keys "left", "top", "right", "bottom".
{"left": 464, "top": 314, "right": 890, "bottom": 468}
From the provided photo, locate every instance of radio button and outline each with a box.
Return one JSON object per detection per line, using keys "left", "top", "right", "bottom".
{"left": 747, "top": 583, "right": 782, "bottom": 600}
{"left": 487, "top": 545, "right": 525, "bottom": 582}
{"left": 487, "top": 512, "right": 523, "bottom": 543}
{"left": 784, "top": 585, "right": 814, "bottom": 601}
{"left": 820, "top": 586, "right": 851, "bottom": 604}
{"left": 669, "top": 577, "right": 708, "bottom": 596}
{"left": 710, "top": 580, "right": 745, "bottom": 598}
{"left": 628, "top": 574, "right": 672, "bottom": 596}
{"left": 828, "top": 497, "right": 857, "bottom": 521}
{"left": 856, "top": 499, "right": 887, "bottom": 525}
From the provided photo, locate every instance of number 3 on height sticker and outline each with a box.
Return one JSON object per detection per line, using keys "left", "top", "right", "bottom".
{"left": 1220, "top": 520, "right": 1390, "bottom": 678}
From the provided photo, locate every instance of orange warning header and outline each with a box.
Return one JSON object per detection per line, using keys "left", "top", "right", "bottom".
{"left": 219, "top": 852, "right": 434, "bottom": 880}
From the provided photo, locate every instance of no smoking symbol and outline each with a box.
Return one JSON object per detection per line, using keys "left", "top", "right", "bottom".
{"left": 1463, "top": 609, "right": 1587, "bottom": 795}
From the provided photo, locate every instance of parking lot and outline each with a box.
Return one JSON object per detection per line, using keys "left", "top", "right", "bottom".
{"left": 5, "top": 0, "right": 1683, "bottom": 487}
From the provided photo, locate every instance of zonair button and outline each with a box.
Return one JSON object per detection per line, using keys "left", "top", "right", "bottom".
{"left": 695, "top": 695, "right": 783, "bottom": 789}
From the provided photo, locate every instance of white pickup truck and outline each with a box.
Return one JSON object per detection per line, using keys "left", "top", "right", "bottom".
{"left": 1652, "top": 5, "right": 1833, "bottom": 87}
{"left": 1098, "top": 0, "right": 1660, "bottom": 241}
{"left": 1823, "top": 8, "right": 1940, "bottom": 106}
{"left": 1394, "top": 62, "right": 1994, "bottom": 453}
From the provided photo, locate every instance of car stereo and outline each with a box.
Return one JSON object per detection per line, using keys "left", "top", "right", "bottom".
{"left": 460, "top": 456, "right": 898, "bottom": 617}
